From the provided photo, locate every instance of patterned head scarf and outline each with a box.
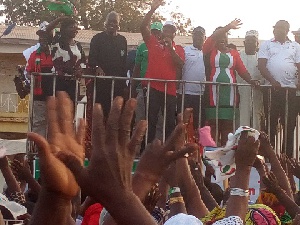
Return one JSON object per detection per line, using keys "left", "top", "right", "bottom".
{"left": 201, "top": 204, "right": 281, "bottom": 225}
{"left": 245, "top": 30, "right": 259, "bottom": 39}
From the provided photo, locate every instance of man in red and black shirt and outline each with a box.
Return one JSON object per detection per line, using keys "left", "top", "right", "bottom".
{"left": 26, "top": 23, "right": 53, "bottom": 137}
{"left": 140, "top": 0, "right": 185, "bottom": 143}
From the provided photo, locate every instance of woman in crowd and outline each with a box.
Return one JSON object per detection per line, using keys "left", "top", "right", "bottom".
{"left": 203, "top": 19, "right": 258, "bottom": 146}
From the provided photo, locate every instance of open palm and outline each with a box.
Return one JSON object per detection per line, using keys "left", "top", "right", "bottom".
{"left": 28, "top": 92, "right": 85, "bottom": 199}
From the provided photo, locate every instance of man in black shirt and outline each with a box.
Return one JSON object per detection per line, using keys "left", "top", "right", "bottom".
{"left": 88, "top": 11, "right": 128, "bottom": 117}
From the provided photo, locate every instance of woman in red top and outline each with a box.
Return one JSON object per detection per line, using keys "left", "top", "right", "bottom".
{"left": 202, "top": 19, "right": 258, "bottom": 146}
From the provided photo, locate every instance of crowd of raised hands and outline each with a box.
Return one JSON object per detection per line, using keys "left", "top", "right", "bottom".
{"left": 1, "top": 92, "right": 300, "bottom": 224}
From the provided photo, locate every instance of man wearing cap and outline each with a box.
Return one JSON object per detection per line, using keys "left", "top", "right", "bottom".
{"left": 24, "top": 21, "right": 54, "bottom": 137}
{"left": 258, "top": 20, "right": 300, "bottom": 156}
{"left": 141, "top": 0, "right": 185, "bottom": 143}
{"left": 237, "top": 30, "right": 263, "bottom": 130}
{"left": 177, "top": 26, "right": 206, "bottom": 130}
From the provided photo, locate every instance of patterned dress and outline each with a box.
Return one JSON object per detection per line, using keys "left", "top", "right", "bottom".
{"left": 203, "top": 37, "right": 248, "bottom": 120}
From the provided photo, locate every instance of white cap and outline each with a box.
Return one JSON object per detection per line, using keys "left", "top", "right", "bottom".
{"left": 37, "top": 21, "right": 49, "bottom": 33}
{"left": 165, "top": 213, "right": 203, "bottom": 225}
{"left": 292, "top": 28, "right": 300, "bottom": 35}
{"left": 245, "top": 30, "right": 259, "bottom": 39}
{"left": 164, "top": 20, "right": 176, "bottom": 31}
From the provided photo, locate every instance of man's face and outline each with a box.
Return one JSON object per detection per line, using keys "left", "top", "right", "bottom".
{"left": 38, "top": 33, "right": 49, "bottom": 49}
{"left": 162, "top": 25, "right": 176, "bottom": 40}
{"left": 151, "top": 29, "right": 162, "bottom": 40}
{"left": 244, "top": 36, "right": 258, "bottom": 53}
{"left": 105, "top": 15, "right": 120, "bottom": 34}
{"left": 273, "top": 22, "right": 289, "bottom": 40}
{"left": 192, "top": 31, "right": 206, "bottom": 48}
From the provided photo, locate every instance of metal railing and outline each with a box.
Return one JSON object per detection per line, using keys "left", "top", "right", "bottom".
{"left": 25, "top": 73, "right": 300, "bottom": 160}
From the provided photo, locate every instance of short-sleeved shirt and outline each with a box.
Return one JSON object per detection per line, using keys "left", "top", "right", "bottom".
{"left": 258, "top": 38, "right": 300, "bottom": 88}
{"left": 135, "top": 42, "right": 148, "bottom": 78}
{"left": 143, "top": 35, "right": 185, "bottom": 96}
{"left": 51, "top": 41, "right": 85, "bottom": 76}
{"left": 178, "top": 45, "right": 206, "bottom": 95}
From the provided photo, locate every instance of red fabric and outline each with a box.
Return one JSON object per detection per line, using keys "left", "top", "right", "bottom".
{"left": 26, "top": 50, "right": 53, "bottom": 73}
{"left": 143, "top": 35, "right": 185, "bottom": 96}
{"left": 81, "top": 203, "right": 103, "bottom": 225}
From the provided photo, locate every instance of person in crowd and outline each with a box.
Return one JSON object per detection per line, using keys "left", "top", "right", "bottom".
{"left": 237, "top": 30, "right": 264, "bottom": 130}
{"left": 25, "top": 21, "right": 54, "bottom": 138}
{"left": 140, "top": 0, "right": 185, "bottom": 143}
{"left": 203, "top": 19, "right": 258, "bottom": 146}
{"left": 88, "top": 11, "right": 128, "bottom": 118}
{"left": 258, "top": 20, "right": 300, "bottom": 157}
{"left": 177, "top": 26, "right": 206, "bottom": 130}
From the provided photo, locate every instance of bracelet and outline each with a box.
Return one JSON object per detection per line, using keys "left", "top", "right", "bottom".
{"left": 168, "top": 187, "right": 181, "bottom": 195}
{"left": 230, "top": 188, "right": 249, "bottom": 197}
{"left": 169, "top": 196, "right": 184, "bottom": 205}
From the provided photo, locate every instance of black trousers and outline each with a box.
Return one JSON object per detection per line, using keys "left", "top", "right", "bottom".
{"left": 147, "top": 88, "right": 177, "bottom": 143}
{"left": 263, "top": 88, "right": 297, "bottom": 157}
{"left": 177, "top": 94, "right": 206, "bottom": 129}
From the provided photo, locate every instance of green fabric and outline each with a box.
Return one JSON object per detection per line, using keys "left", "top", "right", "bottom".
{"left": 43, "top": 0, "right": 74, "bottom": 15}
{"left": 135, "top": 43, "right": 148, "bottom": 78}
{"left": 216, "top": 53, "right": 231, "bottom": 106}
{"left": 205, "top": 107, "right": 239, "bottom": 120}
{"left": 135, "top": 42, "right": 148, "bottom": 90}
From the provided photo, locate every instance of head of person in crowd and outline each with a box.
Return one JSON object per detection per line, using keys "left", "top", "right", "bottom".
{"left": 162, "top": 20, "right": 177, "bottom": 42}
{"left": 214, "top": 26, "right": 229, "bottom": 51}
{"left": 150, "top": 21, "right": 163, "bottom": 40}
{"left": 192, "top": 26, "right": 206, "bottom": 50}
{"left": 292, "top": 28, "right": 300, "bottom": 44}
{"left": 244, "top": 30, "right": 259, "bottom": 55}
{"left": 60, "top": 17, "right": 79, "bottom": 39}
{"left": 273, "top": 20, "right": 290, "bottom": 42}
{"left": 36, "top": 21, "right": 51, "bottom": 52}
{"left": 227, "top": 43, "right": 237, "bottom": 50}
{"left": 105, "top": 11, "right": 120, "bottom": 36}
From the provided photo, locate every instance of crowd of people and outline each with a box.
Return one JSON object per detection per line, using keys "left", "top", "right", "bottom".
{"left": 4, "top": 0, "right": 300, "bottom": 224}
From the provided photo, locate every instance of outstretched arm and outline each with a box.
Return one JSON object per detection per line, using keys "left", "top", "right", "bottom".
{"left": 140, "top": 0, "right": 163, "bottom": 43}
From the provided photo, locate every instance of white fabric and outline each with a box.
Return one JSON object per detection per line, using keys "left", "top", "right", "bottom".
{"left": 23, "top": 43, "right": 40, "bottom": 62}
{"left": 245, "top": 30, "right": 259, "bottom": 39}
{"left": 205, "top": 126, "right": 260, "bottom": 182}
{"left": 258, "top": 38, "right": 300, "bottom": 87}
{"left": 237, "top": 51, "right": 264, "bottom": 130}
{"left": 164, "top": 213, "right": 203, "bottom": 225}
{"left": 38, "top": 21, "right": 49, "bottom": 32}
{"left": 51, "top": 42, "right": 82, "bottom": 63}
{"left": 178, "top": 45, "right": 206, "bottom": 95}
{"left": 212, "top": 216, "right": 243, "bottom": 225}
{"left": 0, "top": 193, "right": 27, "bottom": 219}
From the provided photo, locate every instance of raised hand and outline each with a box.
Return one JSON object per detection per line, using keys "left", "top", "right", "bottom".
{"left": 262, "top": 171, "right": 281, "bottom": 194}
{"left": 11, "top": 159, "right": 32, "bottom": 182}
{"left": 235, "top": 131, "right": 260, "bottom": 169}
{"left": 290, "top": 158, "right": 300, "bottom": 179}
{"left": 258, "top": 131, "right": 273, "bottom": 159}
{"left": 151, "top": 0, "right": 164, "bottom": 10}
{"left": 227, "top": 18, "right": 243, "bottom": 30}
{"left": 27, "top": 92, "right": 85, "bottom": 200}
{"left": 57, "top": 97, "right": 147, "bottom": 202}
{"left": 143, "top": 184, "right": 161, "bottom": 213}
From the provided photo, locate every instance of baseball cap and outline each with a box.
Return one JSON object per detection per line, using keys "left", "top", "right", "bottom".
{"left": 292, "top": 28, "right": 300, "bottom": 35}
{"left": 164, "top": 20, "right": 176, "bottom": 31}
{"left": 150, "top": 22, "right": 163, "bottom": 31}
{"left": 36, "top": 21, "right": 49, "bottom": 35}
{"left": 245, "top": 30, "right": 259, "bottom": 39}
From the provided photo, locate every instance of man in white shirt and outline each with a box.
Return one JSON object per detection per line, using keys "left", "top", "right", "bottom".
{"left": 258, "top": 20, "right": 300, "bottom": 156}
{"left": 177, "top": 26, "right": 206, "bottom": 129}
{"left": 237, "top": 30, "right": 264, "bottom": 130}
